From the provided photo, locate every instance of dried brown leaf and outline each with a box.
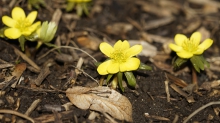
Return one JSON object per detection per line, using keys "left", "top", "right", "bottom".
{"left": 76, "top": 35, "right": 101, "bottom": 50}
{"left": 66, "top": 86, "right": 133, "bottom": 122}
{"left": 106, "top": 23, "right": 133, "bottom": 35}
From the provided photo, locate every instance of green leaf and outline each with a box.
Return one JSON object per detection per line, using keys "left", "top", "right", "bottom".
{"left": 0, "top": 27, "right": 8, "bottom": 38}
{"left": 18, "top": 36, "right": 26, "bottom": 51}
{"left": 124, "top": 71, "right": 136, "bottom": 87}
{"left": 82, "top": 3, "right": 89, "bottom": 15}
{"left": 138, "top": 63, "right": 152, "bottom": 70}
{"left": 190, "top": 55, "right": 209, "bottom": 73}
{"left": 76, "top": 4, "right": 83, "bottom": 16}
{"left": 173, "top": 56, "right": 188, "bottom": 69}
{"left": 66, "top": 2, "right": 75, "bottom": 12}
{"left": 25, "top": 32, "right": 38, "bottom": 41}
{"left": 106, "top": 74, "right": 113, "bottom": 84}
{"left": 117, "top": 72, "right": 124, "bottom": 92}
{"left": 94, "top": 62, "right": 101, "bottom": 67}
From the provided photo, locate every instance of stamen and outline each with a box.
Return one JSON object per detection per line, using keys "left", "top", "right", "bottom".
{"left": 182, "top": 38, "right": 198, "bottom": 52}
{"left": 15, "top": 18, "right": 31, "bottom": 32}
{"left": 110, "top": 50, "right": 127, "bottom": 63}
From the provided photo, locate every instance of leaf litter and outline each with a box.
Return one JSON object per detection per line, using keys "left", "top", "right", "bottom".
{"left": 66, "top": 86, "right": 133, "bottom": 122}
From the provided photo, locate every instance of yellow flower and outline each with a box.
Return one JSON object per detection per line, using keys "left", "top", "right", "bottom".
{"left": 97, "top": 40, "right": 142, "bottom": 75}
{"left": 2, "top": 7, "right": 41, "bottom": 39}
{"left": 169, "top": 32, "right": 213, "bottom": 59}
{"left": 67, "top": 0, "right": 91, "bottom": 3}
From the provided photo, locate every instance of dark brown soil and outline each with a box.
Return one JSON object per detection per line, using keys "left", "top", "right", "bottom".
{"left": 1, "top": 0, "right": 220, "bottom": 123}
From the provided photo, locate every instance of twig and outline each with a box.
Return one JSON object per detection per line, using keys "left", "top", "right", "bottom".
{"left": 170, "top": 84, "right": 195, "bottom": 103}
{"left": 164, "top": 80, "right": 170, "bottom": 102}
{"left": 34, "top": 66, "right": 51, "bottom": 86}
{"left": 0, "top": 63, "right": 14, "bottom": 69}
{"left": 0, "top": 109, "right": 35, "bottom": 123}
{"left": 25, "top": 99, "right": 42, "bottom": 116}
{"left": 183, "top": 101, "right": 220, "bottom": 123}
{"left": 70, "top": 65, "right": 99, "bottom": 85}
{"left": 172, "top": 115, "right": 179, "bottom": 123}
{"left": 37, "top": 46, "right": 97, "bottom": 62}
{"left": 14, "top": 48, "right": 40, "bottom": 71}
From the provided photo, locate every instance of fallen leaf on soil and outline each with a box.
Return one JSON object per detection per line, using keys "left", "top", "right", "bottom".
{"left": 66, "top": 86, "right": 133, "bottom": 122}
{"left": 106, "top": 23, "right": 133, "bottom": 35}
{"left": 188, "top": 0, "right": 220, "bottom": 14}
{"left": 136, "top": 1, "right": 181, "bottom": 17}
{"left": 76, "top": 35, "right": 101, "bottom": 50}
{"left": 200, "top": 80, "right": 220, "bottom": 91}
{"left": 0, "top": 63, "right": 26, "bottom": 89}
{"left": 128, "top": 40, "right": 157, "bottom": 57}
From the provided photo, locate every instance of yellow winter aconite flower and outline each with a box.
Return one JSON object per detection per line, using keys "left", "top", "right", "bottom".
{"left": 169, "top": 32, "right": 213, "bottom": 59}
{"left": 2, "top": 7, "right": 41, "bottom": 39}
{"left": 97, "top": 40, "right": 142, "bottom": 75}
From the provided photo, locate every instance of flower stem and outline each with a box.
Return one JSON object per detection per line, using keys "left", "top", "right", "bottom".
{"left": 99, "top": 75, "right": 105, "bottom": 86}
{"left": 192, "top": 66, "right": 198, "bottom": 90}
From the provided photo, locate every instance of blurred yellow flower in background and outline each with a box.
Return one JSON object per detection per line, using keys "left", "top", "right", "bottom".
{"left": 169, "top": 32, "right": 213, "bottom": 59}
{"left": 97, "top": 40, "right": 142, "bottom": 75}
{"left": 2, "top": 7, "right": 41, "bottom": 39}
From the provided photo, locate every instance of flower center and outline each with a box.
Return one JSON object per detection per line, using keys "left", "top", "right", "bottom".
{"left": 110, "top": 50, "right": 127, "bottom": 63}
{"left": 15, "top": 18, "right": 31, "bottom": 32}
{"left": 182, "top": 39, "right": 198, "bottom": 52}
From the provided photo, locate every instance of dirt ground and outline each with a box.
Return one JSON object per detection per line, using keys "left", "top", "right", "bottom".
{"left": 1, "top": 0, "right": 220, "bottom": 123}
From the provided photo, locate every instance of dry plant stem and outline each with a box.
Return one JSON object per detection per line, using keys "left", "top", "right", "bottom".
{"left": 71, "top": 65, "right": 99, "bottom": 85}
{"left": 144, "top": 113, "right": 170, "bottom": 121}
{"left": 170, "top": 84, "right": 195, "bottom": 103}
{"left": 34, "top": 110, "right": 74, "bottom": 123}
{"left": 37, "top": 46, "right": 97, "bottom": 62}
{"left": 14, "top": 48, "right": 40, "bottom": 71}
{"left": 0, "top": 63, "right": 14, "bottom": 69}
{"left": 183, "top": 101, "right": 220, "bottom": 123}
{"left": 172, "top": 115, "right": 179, "bottom": 123}
{"left": 99, "top": 76, "right": 105, "bottom": 86}
{"left": 164, "top": 80, "right": 170, "bottom": 102}
{"left": 0, "top": 109, "right": 35, "bottom": 123}
{"left": 34, "top": 67, "right": 51, "bottom": 86}
{"left": 103, "top": 112, "right": 118, "bottom": 123}
{"left": 25, "top": 99, "right": 42, "bottom": 116}
{"left": 192, "top": 66, "right": 198, "bottom": 90}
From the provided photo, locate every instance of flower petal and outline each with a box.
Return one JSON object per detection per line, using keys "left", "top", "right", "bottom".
{"left": 113, "top": 40, "right": 123, "bottom": 49}
{"left": 97, "top": 60, "right": 111, "bottom": 75}
{"left": 22, "top": 21, "right": 41, "bottom": 36}
{"left": 21, "top": 21, "right": 41, "bottom": 36}
{"left": 198, "top": 39, "right": 213, "bottom": 50}
{"left": 4, "top": 28, "right": 21, "bottom": 39}
{"left": 177, "top": 50, "right": 193, "bottom": 59}
{"left": 119, "top": 58, "right": 140, "bottom": 72}
{"left": 174, "top": 34, "right": 187, "bottom": 46}
{"left": 2, "top": 16, "right": 16, "bottom": 27}
{"left": 190, "top": 32, "right": 201, "bottom": 46}
{"left": 100, "top": 42, "right": 114, "bottom": 57}
{"left": 114, "top": 40, "right": 130, "bottom": 50}
{"left": 26, "top": 11, "right": 38, "bottom": 24}
{"left": 193, "top": 48, "right": 204, "bottom": 55}
{"left": 125, "top": 45, "right": 142, "bottom": 58}
{"left": 107, "top": 62, "right": 119, "bottom": 74}
{"left": 12, "top": 7, "right": 26, "bottom": 21}
{"left": 169, "top": 43, "right": 183, "bottom": 52}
